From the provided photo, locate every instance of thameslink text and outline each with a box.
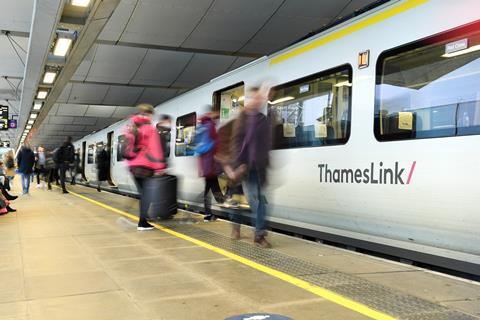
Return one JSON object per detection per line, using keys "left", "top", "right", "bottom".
{"left": 318, "top": 162, "right": 412, "bottom": 185}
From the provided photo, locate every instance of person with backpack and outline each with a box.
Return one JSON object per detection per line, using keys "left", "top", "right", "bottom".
{"left": 124, "top": 103, "right": 166, "bottom": 231}
{"left": 35, "top": 146, "right": 47, "bottom": 189}
{"left": 16, "top": 143, "right": 36, "bottom": 195}
{"left": 195, "top": 110, "right": 224, "bottom": 222}
{"left": 230, "top": 85, "right": 272, "bottom": 248}
{"left": 57, "top": 136, "right": 75, "bottom": 194}
{"left": 70, "top": 150, "right": 81, "bottom": 185}
{"left": 156, "top": 114, "right": 172, "bottom": 162}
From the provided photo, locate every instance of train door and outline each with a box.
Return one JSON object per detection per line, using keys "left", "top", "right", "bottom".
{"left": 212, "top": 83, "right": 249, "bottom": 209}
{"left": 106, "top": 131, "right": 115, "bottom": 186}
{"left": 81, "top": 141, "right": 87, "bottom": 181}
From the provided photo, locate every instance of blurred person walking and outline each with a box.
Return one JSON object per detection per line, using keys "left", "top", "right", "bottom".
{"left": 16, "top": 143, "right": 35, "bottom": 195}
{"left": 124, "top": 103, "right": 166, "bottom": 231}
{"left": 35, "top": 146, "right": 47, "bottom": 189}
{"left": 57, "top": 137, "right": 75, "bottom": 194}
{"left": 157, "top": 115, "right": 172, "bottom": 162}
{"left": 3, "top": 150, "right": 16, "bottom": 191}
{"left": 230, "top": 85, "right": 272, "bottom": 248}
{"left": 96, "top": 145, "right": 109, "bottom": 192}
{"left": 195, "top": 110, "right": 224, "bottom": 222}
{"left": 70, "top": 150, "right": 81, "bottom": 185}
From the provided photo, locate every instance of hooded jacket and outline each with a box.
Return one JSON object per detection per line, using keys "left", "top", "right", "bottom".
{"left": 125, "top": 115, "right": 166, "bottom": 172}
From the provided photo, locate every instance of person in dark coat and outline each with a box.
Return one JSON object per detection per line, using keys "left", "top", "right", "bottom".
{"left": 16, "top": 143, "right": 36, "bottom": 195}
{"left": 230, "top": 85, "right": 272, "bottom": 248}
{"left": 96, "top": 146, "right": 110, "bottom": 192}
{"left": 58, "top": 136, "right": 75, "bottom": 194}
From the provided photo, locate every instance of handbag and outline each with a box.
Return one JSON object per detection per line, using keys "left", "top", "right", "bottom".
{"left": 130, "top": 166, "right": 154, "bottom": 178}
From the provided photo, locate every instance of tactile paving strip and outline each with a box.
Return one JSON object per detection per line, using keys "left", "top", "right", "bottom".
{"left": 161, "top": 219, "right": 478, "bottom": 320}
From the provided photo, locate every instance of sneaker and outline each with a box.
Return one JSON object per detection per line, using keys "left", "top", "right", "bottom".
{"left": 36, "top": 184, "right": 41, "bottom": 188}
{"left": 203, "top": 214, "right": 217, "bottom": 222}
{"left": 6, "top": 206, "right": 16, "bottom": 213}
{"left": 254, "top": 235, "right": 272, "bottom": 249}
{"left": 62, "top": 190, "right": 69, "bottom": 194}
{"left": 223, "top": 198, "right": 240, "bottom": 208}
{"left": 137, "top": 224, "right": 155, "bottom": 231}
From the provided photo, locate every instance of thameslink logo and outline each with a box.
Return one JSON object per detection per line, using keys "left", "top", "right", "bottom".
{"left": 318, "top": 161, "right": 417, "bottom": 185}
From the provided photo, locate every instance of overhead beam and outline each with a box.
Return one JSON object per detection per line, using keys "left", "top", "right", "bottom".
{"left": 95, "top": 40, "right": 262, "bottom": 59}
{"left": 31, "top": 0, "right": 122, "bottom": 143}
{"left": 16, "top": 0, "right": 65, "bottom": 148}
{"left": 69, "top": 79, "right": 189, "bottom": 91}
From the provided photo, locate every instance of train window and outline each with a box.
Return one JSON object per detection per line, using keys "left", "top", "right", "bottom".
{"left": 117, "top": 135, "right": 126, "bottom": 162}
{"left": 269, "top": 65, "right": 352, "bottom": 149}
{"left": 87, "top": 144, "right": 94, "bottom": 164}
{"left": 375, "top": 22, "right": 480, "bottom": 141}
{"left": 213, "top": 82, "right": 245, "bottom": 124}
{"left": 175, "top": 112, "right": 196, "bottom": 157}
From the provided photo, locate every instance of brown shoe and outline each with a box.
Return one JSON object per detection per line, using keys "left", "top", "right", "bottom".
{"left": 254, "top": 235, "right": 271, "bottom": 249}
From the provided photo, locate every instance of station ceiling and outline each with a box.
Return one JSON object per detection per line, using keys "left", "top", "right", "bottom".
{"left": 1, "top": 0, "right": 384, "bottom": 149}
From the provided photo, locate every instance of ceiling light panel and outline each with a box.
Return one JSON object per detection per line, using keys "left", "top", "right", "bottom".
{"left": 43, "top": 71, "right": 57, "bottom": 84}
{"left": 53, "top": 38, "right": 73, "bottom": 57}
{"left": 71, "top": 0, "right": 90, "bottom": 7}
{"left": 30, "top": 114, "right": 37, "bottom": 119}
{"left": 33, "top": 102, "right": 43, "bottom": 110}
{"left": 37, "top": 91, "right": 48, "bottom": 99}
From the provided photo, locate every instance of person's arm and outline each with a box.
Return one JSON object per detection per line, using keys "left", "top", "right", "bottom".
{"left": 16, "top": 152, "right": 22, "bottom": 167}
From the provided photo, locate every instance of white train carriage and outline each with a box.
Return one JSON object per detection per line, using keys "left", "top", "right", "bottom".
{"left": 75, "top": 0, "right": 480, "bottom": 276}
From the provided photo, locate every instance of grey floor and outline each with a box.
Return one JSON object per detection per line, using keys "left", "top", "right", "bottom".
{"left": 0, "top": 180, "right": 479, "bottom": 320}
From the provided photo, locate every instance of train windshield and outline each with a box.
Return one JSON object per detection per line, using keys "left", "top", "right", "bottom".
{"left": 376, "top": 22, "right": 480, "bottom": 140}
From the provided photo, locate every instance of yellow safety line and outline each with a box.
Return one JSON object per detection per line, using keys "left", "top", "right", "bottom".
{"left": 64, "top": 188, "right": 396, "bottom": 320}
{"left": 270, "top": 0, "right": 429, "bottom": 65}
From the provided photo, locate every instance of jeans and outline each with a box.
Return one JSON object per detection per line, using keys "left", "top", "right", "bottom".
{"left": 59, "top": 163, "right": 69, "bottom": 192}
{"left": 21, "top": 173, "right": 31, "bottom": 194}
{"left": 242, "top": 169, "right": 267, "bottom": 237}
{"left": 134, "top": 177, "right": 149, "bottom": 227}
{"left": 203, "top": 177, "right": 224, "bottom": 215}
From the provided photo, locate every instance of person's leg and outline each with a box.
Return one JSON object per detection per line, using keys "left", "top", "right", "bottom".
{"left": 204, "top": 178, "right": 212, "bottom": 215}
{"left": 20, "top": 174, "right": 26, "bottom": 194}
{"left": 36, "top": 169, "right": 40, "bottom": 185}
{"left": 134, "top": 177, "right": 153, "bottom": 229}
{"left": 25, "top": 174, "right": 31, "bottom": 193}
{"left": 243, "top": 170, "right": 269, "bottom": 247}
{"left": 47, "top": 169, "right": 53, "bottom": 190}
{"left": 60, "top": 164, "right": 67, "bottom": 193}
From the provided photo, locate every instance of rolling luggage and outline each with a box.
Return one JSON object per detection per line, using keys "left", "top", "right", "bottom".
{"left": 143, "top": 174, "right": 177, "bottom": 220}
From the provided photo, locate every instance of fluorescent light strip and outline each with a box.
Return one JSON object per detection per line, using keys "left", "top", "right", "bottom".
{"left": 33, "top": 102, "right": 43, "bottom": 110}
{"left": 442, "top": 44, "right": 480, "bottom": 58}
{"left": 269, "top": 96, "right": 295, "bottom": 105}
{"left": 71, "top": 0, "right": 90, "bottom": 7}
{"left": 30, "top": 114, "right": 37, "bottom": 119}
{"left": 53, "top": 38, "right": 73, "bottom": 57}
{"left": 335, "top": 81, "right": 352, "bottom": 87}
{"left": 43, "top": 71, "right": 57, "bottom": 84}
{"left": 28, "top": 120, "right": 34, "bottom": 125}
{"left": 37, "top": 91, "right": 48, "bottom": 99}
{"left": 26, "top": 125, "right": 32, "bottom": 129}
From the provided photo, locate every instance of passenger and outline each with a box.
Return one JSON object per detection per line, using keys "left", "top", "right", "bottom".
{"left": 156, "top": 115, "right": 172, "bottom": 161}
{"left": 195, "top": 110, "right": 224, "bottom": 222}
{"left": 57, "top": 136, "right": 75, "bottom": 194}
{"left": 96, "top": 145, "right": 109, "bottom": 192}
{"left": 125, "top": 103, "right": 166, "bottom": 231}
{"left": 230, "top": 85, "right": 272, "bottom": 248}
{"left": 16, "top": 143, "right": 35, "bottom": 195}
{"left": 45, "top": 150, "right": 56, "bottom": 191}
{"left": 0, "top": 162, "right": 17, "bottom": 213}
{"left": 70, "top": 150, "right": 81, "bottom": 185}
{"left": 3, "top": 150, "right": 16, "bottom": 191}
{"left": 35, "top": 146, "right": 47, "bottom": 189}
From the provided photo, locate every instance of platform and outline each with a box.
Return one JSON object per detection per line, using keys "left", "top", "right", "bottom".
{"left": 1, "top": 181, "right": 479, "bottom": 320}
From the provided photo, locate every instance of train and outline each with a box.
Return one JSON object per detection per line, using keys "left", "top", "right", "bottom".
{"left": 74, "top": 0, "right": 480, "bottom": 276}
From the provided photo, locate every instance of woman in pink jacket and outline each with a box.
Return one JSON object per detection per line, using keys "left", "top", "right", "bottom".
{"left": 125, "top": 104, "right": 166, "bottom": 230}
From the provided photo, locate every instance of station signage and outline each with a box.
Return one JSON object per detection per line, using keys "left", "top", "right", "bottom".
{"left": 0, "top": 105, "right": 8, "bottom": 130}
{"left": 8, "top": 119, "right": 17, "bottom": 129}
